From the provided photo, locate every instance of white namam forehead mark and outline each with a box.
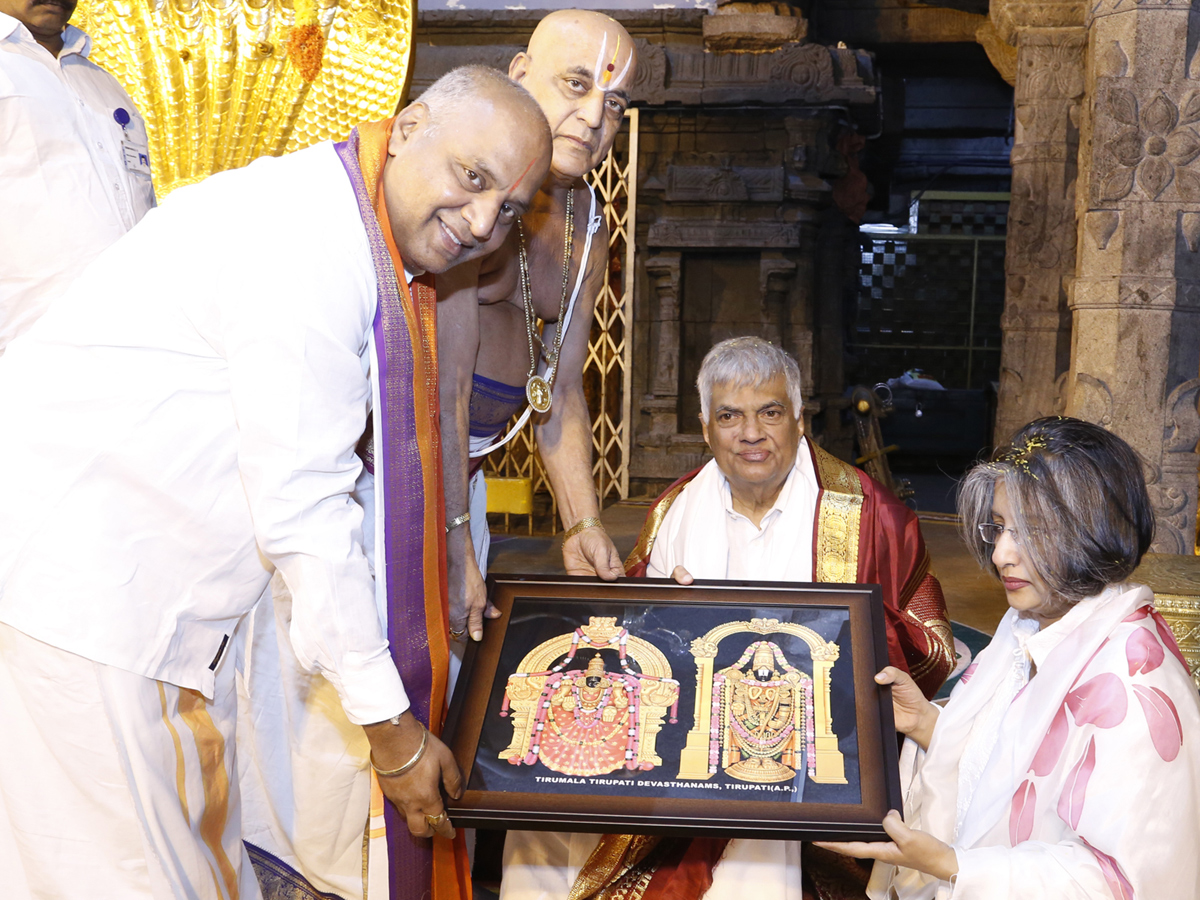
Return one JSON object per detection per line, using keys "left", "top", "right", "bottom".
{"left": 591, "top": 32, "right": 633, "bottom": 94}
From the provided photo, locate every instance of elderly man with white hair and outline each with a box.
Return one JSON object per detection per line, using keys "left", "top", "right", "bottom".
{"left": 501, "top": 335, "right": 954, "bottom": 900}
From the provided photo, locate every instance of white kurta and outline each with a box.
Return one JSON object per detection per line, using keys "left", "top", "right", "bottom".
{"left": 872, "top": 583, "right": 1200, "bottom": 900}
{"left": 0, "top": 15, "right": 155, "bottom": 354}
{"left": 0, "top": 140, "right": 413, "bottom": 899}
{"left": 0, "top": 141, "right": 406, "bottom": 724}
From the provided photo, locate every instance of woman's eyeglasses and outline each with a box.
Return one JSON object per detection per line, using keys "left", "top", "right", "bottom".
{"left": 978, "top": 522, "right": 1022, "bottom": 546}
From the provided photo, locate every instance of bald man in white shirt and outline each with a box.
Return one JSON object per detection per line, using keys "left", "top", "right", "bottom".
{"left": 0, "top": 66, "right": 551, "bottom": 900}
{"left": 0, "top": 0, "right": 155, "bottom": 354}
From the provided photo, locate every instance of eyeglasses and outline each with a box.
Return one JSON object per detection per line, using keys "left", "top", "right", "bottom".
{"left": 978, "top": 523, "right": 1022, "bottom": 546}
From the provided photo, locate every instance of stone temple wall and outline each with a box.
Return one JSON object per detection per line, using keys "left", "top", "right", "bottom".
{"left": 991, "top": 0, "right": 1200, "bottom": 554}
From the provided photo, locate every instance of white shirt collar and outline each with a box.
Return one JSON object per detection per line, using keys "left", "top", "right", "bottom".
{"left": 0, "top": 11, "right": 18, "bottom": 41}
{"left": 403, "top": 268, "right": 416, "bottom": 285}
{"left": 717, "top": 436, "right": 812, "bottom": 528}
{"left": 0, "top": 14, "right": 90, "bottom": 57}
{"left": 60, "top": 24, "right": 90, "bottom": 58}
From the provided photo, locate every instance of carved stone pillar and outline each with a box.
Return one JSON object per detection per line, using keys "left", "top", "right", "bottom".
{"left": 643, "top": 253, "right": 683, "bottom": 444}
{"left": 994, "top": 24, "right": 1086, "bottom": 443}
{"left": 1066, "top": 0, "right": 1200, "bottom": 553}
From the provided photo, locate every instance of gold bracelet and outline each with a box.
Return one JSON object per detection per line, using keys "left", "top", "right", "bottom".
{"left": 562, "top": 517, "right": 603, "bottom": 540}
{"left": 445, "top": 511, "right": 470, "bottom": 533}
{"left": 370, "top": 726, "right": 428, "bottom": 778}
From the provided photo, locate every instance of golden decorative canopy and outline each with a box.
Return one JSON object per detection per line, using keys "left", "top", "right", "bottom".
{"left": 74, "top": 0, "right": 415, "bottom": 196}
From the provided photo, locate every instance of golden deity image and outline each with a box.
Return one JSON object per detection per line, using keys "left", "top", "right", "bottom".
{"left": 499, "top": 618, "right": 681, "bottom": 777}
{"left": 677, "top": 617, "right": 848, "bottom": 785}
{"left": 715, "top": 641, "right": 814, "bottom": 784}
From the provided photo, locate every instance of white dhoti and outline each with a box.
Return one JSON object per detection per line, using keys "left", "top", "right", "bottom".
{"left": 500, "top": 832, "right": 602, "bottom": 900}
{"left": 468, "top": 434, "right": 495, "bottom": 576}
{"left": 705, "top": 840, "right": 803, "bottom": 900}
{"left": 235, "top": 470, "right": 388, "bottom": 900}
{"left": 0, "top": 620, "right": 261, "bottom": 900}
{"left": 236, "top": 575, "right": 386, "bottom": 900}
{"left": 449, "top": 436, "right": 495, "bottom": 701}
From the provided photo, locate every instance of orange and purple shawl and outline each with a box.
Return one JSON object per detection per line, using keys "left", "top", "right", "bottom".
{"left": 334, "top": 119, "right": 469, "bottom": 900}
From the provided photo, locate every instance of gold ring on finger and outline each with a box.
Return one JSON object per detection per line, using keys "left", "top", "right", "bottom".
{"left": 425, "top": 811, "right": 449, "bottom": 828}
{"left": 449, "top": 627, "right": 466, "bottom": 640}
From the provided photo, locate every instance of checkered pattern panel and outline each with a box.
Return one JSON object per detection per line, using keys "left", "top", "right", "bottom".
{"left": 850, "top": 230, "right": 1007, "bottom": 390}
{"left": 915, "top": 199, "right": 1008, "bottom": 236}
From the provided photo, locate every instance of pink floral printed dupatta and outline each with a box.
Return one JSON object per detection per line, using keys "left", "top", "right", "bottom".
{"left": 870, "top": 584, "right": 1200, "bottom": 900}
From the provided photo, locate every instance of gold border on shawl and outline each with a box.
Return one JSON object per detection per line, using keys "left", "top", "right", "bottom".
{"left": 811, "top": 444, "right": 863, "bottom": 584}
{"left": 568, "top": 835, "right": 660, "bottom": 900}
{"left": 900, "top": 561, "right": 956, "bottom": 683}
{"left": 899, "top": 552, "right": 931, "bottom": 607}
{"left": 623, "top": 479, "right": 691, "bottom": 573}
{"left": 906, "top": 611, "right": 955, "bottom": 681}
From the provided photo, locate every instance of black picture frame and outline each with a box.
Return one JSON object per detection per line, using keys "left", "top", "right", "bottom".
{"left": 444, "top": 575, "right": 902, "bottom": 842}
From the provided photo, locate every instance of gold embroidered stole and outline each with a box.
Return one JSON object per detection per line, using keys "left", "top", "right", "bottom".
{"left": 810, "top": 443, "right": 864, "bottom": 584}
{"left": 622, "top": 477, "right": 692, "bottom": 574}
{"left": 567, "top": 835, "right": 668, "bottom": 900}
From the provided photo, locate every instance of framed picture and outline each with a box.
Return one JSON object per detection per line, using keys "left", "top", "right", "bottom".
{"left": 443, "top": 575, "right": 902, "bottom": 842}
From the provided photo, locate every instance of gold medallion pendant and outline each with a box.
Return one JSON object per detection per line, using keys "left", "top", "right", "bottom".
{"left": 526, "top": 375, "right": 553, "bottom": 413}
{"left": 516, "top": 188, "right": 574, "bottom": 418}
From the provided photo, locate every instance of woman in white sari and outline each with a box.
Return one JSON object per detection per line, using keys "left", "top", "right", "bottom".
{"left": 818, "top": 416, "right": 1200, "bottom": 900}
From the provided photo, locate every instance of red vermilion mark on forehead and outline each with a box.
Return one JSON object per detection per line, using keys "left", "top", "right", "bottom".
{"left": 511, "top": 156, "right": 539, "bottom": 192}
{"left": 600, "top": 35, "right": 621, "bottom": 86}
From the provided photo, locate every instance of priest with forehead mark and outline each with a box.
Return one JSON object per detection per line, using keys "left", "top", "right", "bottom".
{"left": 434, "top": 10, "right": 637, "bottom": 650}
